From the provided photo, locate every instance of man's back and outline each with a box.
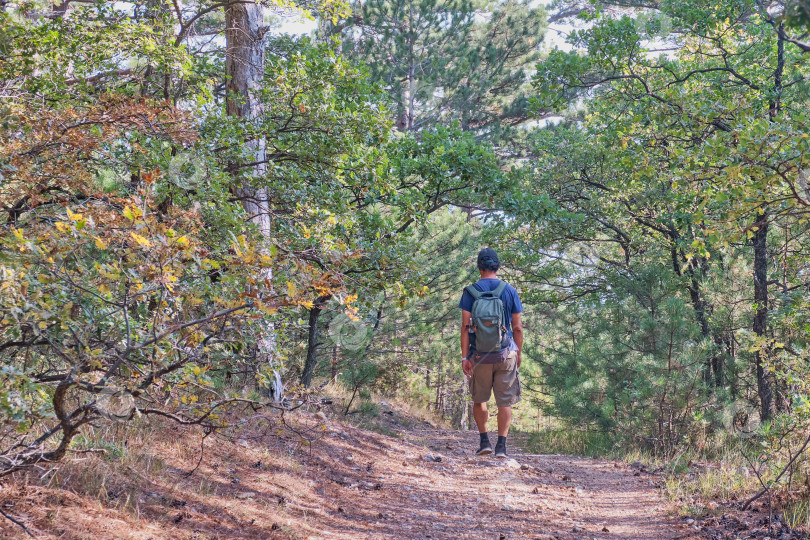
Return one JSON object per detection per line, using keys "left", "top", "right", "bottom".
{"left": 459, "top": 278, "right": 522, "bottom": 339}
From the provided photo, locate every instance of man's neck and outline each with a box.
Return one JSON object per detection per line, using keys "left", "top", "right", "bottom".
{"left": 479, "top": 271, "right": 498, "bottom": 280}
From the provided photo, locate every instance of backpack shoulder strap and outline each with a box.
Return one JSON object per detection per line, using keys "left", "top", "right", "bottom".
{"left": 492, "top": 280, "right": 508, "bottom": 298}
{"left": 465, "top": 284, "right": 483, "bottom": 300}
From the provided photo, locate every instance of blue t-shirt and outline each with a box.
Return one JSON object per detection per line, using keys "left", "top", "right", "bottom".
{"left": 459, "top": 278, "right": 523, "bottom": 353}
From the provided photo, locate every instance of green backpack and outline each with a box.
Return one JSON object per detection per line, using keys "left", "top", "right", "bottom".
{"left": 465, "top": 280, "right": 509, "bottom": 353}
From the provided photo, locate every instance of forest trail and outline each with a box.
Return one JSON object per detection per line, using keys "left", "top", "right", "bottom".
{"left": 0, "top": 407, "right": 700, "bottom": 540}
{"left": 312, "top": 426, "right": 690, "bottom": 540}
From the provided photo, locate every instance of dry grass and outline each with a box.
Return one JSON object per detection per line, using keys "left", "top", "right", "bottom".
{"left": 318, "top": 378, "right": 449, "bottom": 430}
{"left": 0, "top": 386, "right": 449, "bottom": 540}
{"left": 664, "top": 460, "right": 760, "bottom": 517}
{"left": 0, "top": 407, "right": 333, "bottom": 539}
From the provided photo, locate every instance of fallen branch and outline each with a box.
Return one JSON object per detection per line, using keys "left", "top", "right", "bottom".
{"left": 0, "top": 506, "right": 35, "bottom": 538}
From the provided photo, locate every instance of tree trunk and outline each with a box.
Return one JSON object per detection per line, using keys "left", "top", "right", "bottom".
{"left": 406, "top": 3, "right": 415, "bottom": 131}
{"left": 752, "top": 213, "right": 776, "bottom": 421}
{"left": 301, "top": 295, "right": 331, "bottom": 388}
{"left": 330, "top": 345, "right": 339, "bottom": 381}
{"left": 672, "top": 243, "right": 724, "bottom": 387}
{"left": 224, "top": 0, "right": 282, "bottom": 399}
{"left": 301, "top": 305, "right": 323, "bottom": 388}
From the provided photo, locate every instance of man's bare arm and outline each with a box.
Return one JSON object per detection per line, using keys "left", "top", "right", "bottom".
{"left": 461, "top": 310, "right": 472, "bottom": 376}
{"left": 511, "top": 312, "right": 523, "bottom": 367}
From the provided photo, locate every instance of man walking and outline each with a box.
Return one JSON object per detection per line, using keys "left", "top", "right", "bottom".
{"left": 460, "top": 248, "right": 523, "bottom": 458}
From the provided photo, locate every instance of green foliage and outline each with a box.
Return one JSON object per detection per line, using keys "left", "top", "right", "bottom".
{"left": 0, "top": 0, "right": 448, "bottom": 474}
{"left": 335, "top": 0, "right": 546, "bottom": 142}
{"left": 519, "top": 0, "right": 810, "bottom": 460}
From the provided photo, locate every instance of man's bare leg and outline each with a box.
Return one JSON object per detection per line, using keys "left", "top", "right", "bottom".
{"left": 497, "top": 406, "right": 512, "bottom": 437}
{"left": 473, "top": 402, "right": 488, "bottom": 433}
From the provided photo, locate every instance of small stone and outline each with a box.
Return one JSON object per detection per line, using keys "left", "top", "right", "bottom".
{"left": 684, "top": 518, "right": 695, "bottom": 525}
{"left": 602, "top": 526, "right": 609, "bottom": 532}
{"left": 503, "top": 458, "right": 520, "bottom": 469}
{"left": 315, "top": 411, "right": 328, "bottom": 422}
{"left": 630, "top": 461, "right": 644, "bottom": 470}
{"left": 572, "top": 526, "right": 583, "bottom": 532}
{"left": 562, "top": 474, "right": 572, "bottom": 481}
{"left": 532, "top": 487, "right": 540, "bottom": 494}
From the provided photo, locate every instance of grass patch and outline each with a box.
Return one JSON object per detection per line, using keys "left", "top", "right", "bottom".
{"left": 522, "top": 428, "right": 616, "bottom": 458}
{"left": 70, "top": 434, "right": 124, "bottom": 461}
{"left": 357, "top": 401, "right": 379, "bottom": 417}
{"left": 663, "top": 462, "right": 758, "bottom": 517}
{"left": 784, "top": 500, "right": 810, "bottom": 530}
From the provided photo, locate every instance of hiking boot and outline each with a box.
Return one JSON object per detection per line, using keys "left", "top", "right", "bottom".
{"left": 476, "top": 440, "right": 493, "bottom": 456}
{"left": 494, "top": 440, "right": 507, "bottom": 458}
{"left": 476, "top": 433, "right": 493, "bottom": 456}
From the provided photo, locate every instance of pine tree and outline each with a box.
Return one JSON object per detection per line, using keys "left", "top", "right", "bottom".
{"left": 332, "top": 0, "right": 546, "bottom": 142}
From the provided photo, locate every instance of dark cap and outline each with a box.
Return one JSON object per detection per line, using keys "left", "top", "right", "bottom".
{"left": 477, "top": 248, "right": 500, "bottom": 272}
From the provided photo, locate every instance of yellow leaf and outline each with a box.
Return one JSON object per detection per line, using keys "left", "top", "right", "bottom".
{"left": 95, "top": 237, "right": 108, "bottom": 250}
{"left": 286, "top": 281, "right": 296, "bottom": 297}
{"left": 130, "top": 232, "right": 150, "bottom": 247}
{"left": 123, "top": 206, "right": 143, "bottom": 222}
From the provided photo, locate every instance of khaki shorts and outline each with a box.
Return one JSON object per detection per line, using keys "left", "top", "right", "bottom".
{"left": 468, "top": 350, "right": 521, "bottom": 407}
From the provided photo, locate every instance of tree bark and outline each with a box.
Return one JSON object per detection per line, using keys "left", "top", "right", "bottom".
{"left": 224, "top": 0, "right": 282, "bottom": 399}
{"left": 752, "top": 213, "right": 776, "bottom": 421}
{"left": 301, "top": 295, "right": 332, "bottom": 388}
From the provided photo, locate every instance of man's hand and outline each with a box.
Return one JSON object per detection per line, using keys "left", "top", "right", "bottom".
{"left": 516, "top": 350, "right": 522, "bottom": 368}
{"left": 462, "top": 358, "right": 473, "bottom": 378}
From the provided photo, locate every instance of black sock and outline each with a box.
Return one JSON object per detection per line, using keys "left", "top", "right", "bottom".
{"left": 496, "top": 435, "right": 506, "bottom": 447}
{"left": 479, "top": 432, "right": 490, "bottom": 445}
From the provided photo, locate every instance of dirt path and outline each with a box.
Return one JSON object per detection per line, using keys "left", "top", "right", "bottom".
{"left": 308, "top": 426, "right": 692, "bottom": 540}
{"left": 0, "top": 412, "right": 702, "bottom": 539}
